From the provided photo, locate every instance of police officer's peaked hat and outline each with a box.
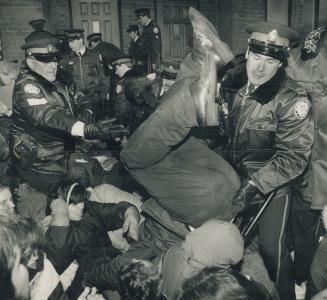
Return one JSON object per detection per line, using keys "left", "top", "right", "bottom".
{"left": 64, "top": 29, "right": 85, "bottom": 40}
{"left": 86, "top": 32, "right": 102, "bottom": 42}
{"left": 135, "top": 8, "right": 150, "bottom": 17}
{"left": 28, "top": 19, "right": 46, "bottom": 31}
{"left": 21, "top": 30, "right": 61, "bottom": 62}
{"left": 112, "top": 52, "right": 132, "bottom": 66}
{"left": 127, "top": 24, "right": 139, "bottom": 33}
{"left": 245, "top": 22, "right": 299, "bottom": 60}
{"left": 21, "top": 30, "right": 58, "bottom": 50}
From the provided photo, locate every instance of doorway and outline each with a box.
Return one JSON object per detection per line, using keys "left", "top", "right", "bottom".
{"left": 70, "top": 0, "right": 120, "bottom": 47}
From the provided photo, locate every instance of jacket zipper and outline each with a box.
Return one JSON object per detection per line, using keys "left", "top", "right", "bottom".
{"left": 79, "top": 55, "right": 85, "bottom": 92}
{"left": 231, "top": 94, "right": 249, "bottom": 164}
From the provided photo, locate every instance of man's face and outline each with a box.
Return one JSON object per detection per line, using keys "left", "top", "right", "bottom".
{"left": 136, "top": 15, "right": 146, "bottom": 27}
{"left": 115, "top": 63, "right": 129, "bottom": 78}
{"left": 0, "top": 188, "right": 15, "bottom": 215}
{"left": 27, "top": 58, "right": 58, "bottom": 82}
{"left": 68, "top": 202, "right": 85, "bottom": 221}
{"left": 128, "top": 31, "right": 137, "bottom": 41}
{"left": 246, "top": 50, "right": 282, "bottom": 86}
{"left": 69, "top": 38, "right": 84, "bottom": 53}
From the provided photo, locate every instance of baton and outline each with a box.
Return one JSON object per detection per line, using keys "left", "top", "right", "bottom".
{"left": 241, "top": 189, "right": 277, "bottom": 239}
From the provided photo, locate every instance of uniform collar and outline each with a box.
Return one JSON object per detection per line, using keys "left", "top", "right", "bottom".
{"left": 221, "top": 62, "right": 287, "bottom": 104}
{"left": 145, "top": 19, "right": 153, "bottom": 27}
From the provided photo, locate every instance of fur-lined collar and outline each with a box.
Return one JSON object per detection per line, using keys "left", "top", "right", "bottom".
{"left": 221, "top": 62, "right": 287, "bottom": 105}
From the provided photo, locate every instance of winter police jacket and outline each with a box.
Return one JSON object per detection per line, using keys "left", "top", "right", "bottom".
{"left": 11, "top": 69, "right": 78, "bottom": 175}
{"left": 220, "top": 63, "right": 314, "bottom": 195}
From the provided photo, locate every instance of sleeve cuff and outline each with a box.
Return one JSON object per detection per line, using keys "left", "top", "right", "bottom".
{"left": 71, "top": 121, "right": 85, "bottom": 137}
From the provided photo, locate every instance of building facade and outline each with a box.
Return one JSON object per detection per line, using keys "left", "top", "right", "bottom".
{"left": 0, "top": 0, "right": 326, "bottom": 63}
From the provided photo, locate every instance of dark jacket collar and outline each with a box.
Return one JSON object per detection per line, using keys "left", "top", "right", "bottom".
{"left": 221, "top": 62, "right": 287, "bottom": 105}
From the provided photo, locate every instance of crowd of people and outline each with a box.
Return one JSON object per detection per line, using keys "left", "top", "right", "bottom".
{"left": 1, "top": 5, "right": 327, "bottom": 300}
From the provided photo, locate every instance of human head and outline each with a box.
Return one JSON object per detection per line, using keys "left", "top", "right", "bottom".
{"left": 178, "top": 267, "right": 270, "bottom": 300}
{"left": 0, "top": 177, "right": 15, "bottom": 215}
{"left": 0, "top": 60, "right": 19, "bottom": 86}
{"left": 28, "top": 19, "right": 46, "bottom": 31}
{"left": 127, "top": 24, "right": 139, "bottom": 41}
{"left": 135, "top": 8, "right": 151, "bottom": 27}
{"left": 0, "top": 215, "right": 46, "bottom": 299}
{"left": 119, "top": 259, "right": 163, "bottom": 300}
{"left": 244, "top": 22, "right": 299, "bottom": 86}
{"left": 113, "top": 55, "right": 133, "bottom": 78}
{"left": 47, "top": 180, "right": 89, "bottom": 221}
{"left": 0, "top": 214, "right": 29, "bottom": 300}
{"left": 65, "top": 29, "right": 85, "bottom": 54}
{"left": 22, "top": 29, "right": 61, "bottom": 82}
{"left": 87, "top": 32, "right": 102, "bottom": 49}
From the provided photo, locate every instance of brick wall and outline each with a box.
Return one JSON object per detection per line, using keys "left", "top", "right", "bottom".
{"left": 199, "top": 0, "right": 265, "bottom": 55}
{"left": 232, "top": 0, "right": 266, "bottom": 54}
{"left": 47, "top": 0, "right": 71, "bottom": 34}
{"left": 0, "top": 0, "right": 44, "bottom": 62}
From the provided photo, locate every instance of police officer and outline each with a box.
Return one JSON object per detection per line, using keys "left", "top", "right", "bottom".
{"left": 135, "top": 8, "right": 162, "bottom": 73}
{"left": 10, "top": 29, "right": 127, "bottom": 192}
{"left": 112, "top": 53, "right": 161, "bottom": 133}
{"left": 86, "top": 32, "right": 121, "bottom": 77}
{"left": 219, "top": 23, "right": 314, "bottom": 299}
{"left": 126, "top": 24, "right": 144, "bottom": 74}
{"left": 60, "top": 29, "right": 109, "bottom": 120}
{"left": 86, "top": 32, "right": 122, "bottom": 116}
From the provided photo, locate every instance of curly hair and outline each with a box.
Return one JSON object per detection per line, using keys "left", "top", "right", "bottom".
{"left": 118, "top": 259, "right": 162, "bottom": 300}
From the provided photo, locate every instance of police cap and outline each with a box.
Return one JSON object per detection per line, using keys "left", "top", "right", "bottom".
{"left": 135, "top": 8, "right": 150, "bottom": 17}
{"left": 64, "top": 29, "right": 85, "bottom": 41}
{"left": 86, "top": 32, "right": 102, "bottom": 42}
{"left": 22, "top": 30, "right": 61, "bottom": 63}
{"left": 112, "top": 53, "right": 132, "bottom": 66}
{"left": 28, "top": 19, "right": 46, "bottom": 31}
{"left": 245, "top": 22, "right": 299, "bottom": 60}
{"left": 127, "top": 24, "right": 139, "bottom": 33}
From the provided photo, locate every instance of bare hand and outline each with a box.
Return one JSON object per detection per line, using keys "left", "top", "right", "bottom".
{"left": 123, "top": 206, "right": 140, "bottom": 242}
{"left": 11, "top": 246, "right": 30, "bottom": 300}
{"left": 78, "top": 287, "right": 105, "bottom": 300}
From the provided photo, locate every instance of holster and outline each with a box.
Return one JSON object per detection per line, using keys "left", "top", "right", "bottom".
{"left": 11, "top": 134, "right": 38, "bottom": 170}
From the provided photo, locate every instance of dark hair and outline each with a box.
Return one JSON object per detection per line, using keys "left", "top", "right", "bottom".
{"left": 178, "top": 267, "right": 270, "bottom": 300}
{"left": 118, "top": 259, "right": 162, "bottom": 300}
{"left": 46, "top": 180, "right": 89, "bottom": 215}
{"left": 0, "top": 215, "right": 46, "bottom": 299}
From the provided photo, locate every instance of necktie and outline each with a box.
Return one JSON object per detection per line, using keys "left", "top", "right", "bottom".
{"left": 247, "top": 83, "right": 255, "bottom": 95}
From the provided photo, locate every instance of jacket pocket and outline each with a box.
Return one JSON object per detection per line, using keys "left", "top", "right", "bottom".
{"left": 245, "top": 120, "right": 277, "bottom": 150}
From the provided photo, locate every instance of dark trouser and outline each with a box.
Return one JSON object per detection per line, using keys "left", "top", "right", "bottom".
{"left": 288, "top": 191, "right": 321, "bottom": 284}
{"left": 259, "top": 190, "right": 295, "bottom": 300}
{"left": 306, "top": 237, "right": 327, "bottom": 299}
{"left": 121, "top": 54, "right": 240, "bottom": 228}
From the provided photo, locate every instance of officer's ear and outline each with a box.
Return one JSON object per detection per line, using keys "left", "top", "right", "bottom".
{"left": 245, "top": 47, "right": 249, "bottom": 60}
{"left": 26, "top": 57, "right": 35, "bottom": 70}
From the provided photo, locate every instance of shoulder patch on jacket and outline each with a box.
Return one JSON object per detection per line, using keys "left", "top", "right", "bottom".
{"left": 24, "top": 83, "right": 40, "bottom": 94}
{"left": 27, "top": 98, "right": 48, "bottom": 106}
{"left": 294, "top": 97, "right": 309, "bottom": 119}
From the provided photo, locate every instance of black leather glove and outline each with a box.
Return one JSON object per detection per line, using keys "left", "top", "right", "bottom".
{"left": 233, "top": 180, "right": 260, "bottom": 211}
{"left": 78, "top": 109, "right": 96, "bottom": 124}
{"left": 84, "top": 122, "right": 129, "bottom": 140}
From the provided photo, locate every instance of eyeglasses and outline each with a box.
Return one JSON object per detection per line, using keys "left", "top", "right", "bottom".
{"left": 28, "top": 52, "right": 62, "bottom": 63}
